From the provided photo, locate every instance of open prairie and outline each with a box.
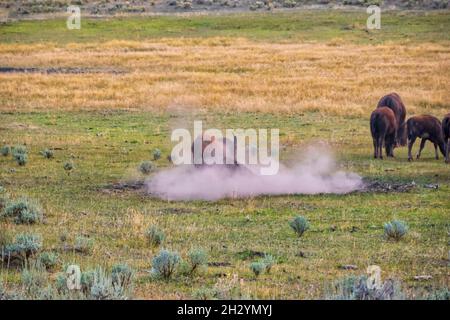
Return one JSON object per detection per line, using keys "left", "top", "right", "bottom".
{"left": 0, "top": 10, "right": 449, "bottom": 299}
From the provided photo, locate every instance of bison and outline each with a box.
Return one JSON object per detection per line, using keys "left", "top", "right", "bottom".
{"left": 442, "top": 113, "right": 450, "bottom": 163}
{"left": 370, "top": 107, "right": 397, "bottom": 159}
{"left": 377, "top": 93, "right": 407, "bottom": 146}
{"left": 406, "top": 115, "right": 446, "bottom": 162}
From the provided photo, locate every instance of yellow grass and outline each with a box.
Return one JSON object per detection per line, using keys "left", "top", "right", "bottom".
{"left": 1, "top": 38, "right": 449, "bottom": 115}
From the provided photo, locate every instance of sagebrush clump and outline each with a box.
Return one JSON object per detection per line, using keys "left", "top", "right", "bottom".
{"left": 90, "top": 268, "right": 129, "bottom": 300}
{"left": 63, "top": 161, "right": 74, "bottom": 174}
{"left": 2, "top": 233, "right": 43, "bottom": 263}
{"left": 111, "top": 263, "right": 134, "bottom": 287}
{"left": 289, "top": 215, "right": 310, "bottom": 237}
{"left": 2, "top": 197, "right": 44, "bottom": 224}
{"left": 74, "top": 236, "right": 94, "bottom": 254}
{"left": 145, "top": 225, "right": 165, "bottom": 247}
{"left": 12, "top": 145, "right": 27, "bottom": 166}
{"left": 38, "top": 252, "right": 58, "bottom": 270}
{"left": 250, "top": 262, "right": 265, "bottom": 277}
{"left": 326, "top": 275, "right": 406, "bottom": 300}
{"left": 261, "top": 254, "right": 276, "bottom": 273}
{"left": 187, "top": 248, "right": 208, "bottom": 274}
{"left": 151, "top": 249, "right": 181, "bottom": 279}
{"left": 1, "top": 145, "right": 10, "bottom": 156}
{"left": 139, "top": 160, "right": 155, "bottom": 175}
{"left": 384, "top": 220, "right": 408, "bottom": 241}
{"left": 152, "top": 148, "right": 162, "bottom": 161}
{"left": 40, "top": 149, "right": 54, "bottom": 159}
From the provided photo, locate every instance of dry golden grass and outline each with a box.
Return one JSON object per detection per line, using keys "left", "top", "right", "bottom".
{"left": 0, "top": 38, "right": 449, "bottom": 115}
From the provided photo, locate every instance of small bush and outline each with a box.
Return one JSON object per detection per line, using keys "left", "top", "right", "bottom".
{"left": 384, "top": 220, "right": 408, "bottom": 241}
{"left": 261, "top": 254, "right": 276, "bottom": 273}
{"left": 151, "top": 249, "right": 181, "bottom": 279}
{"left": 80, "top": 270, "right": 96, "bottom": 293}
{"left": 145, "top": 225, "right": 165, "bottom": 247}
{"left": 38, "top": 252, "right": 58, "bottom": 270}
{"left": 139, "top": 160, "right": 155, "bottom": 175}
{"left": 192, "top": 287, "right": 218, "bottom": 300}
{"left": 1, "top": 145, "right": 10, "bottom": 156}
{"left": 3, "top": 197, "right": 43, "bottom": 224}
{"left": 14, "top": 153, "right": 27, "bottom": 166}
{"left": 326, "top": 275, "right": 406, "bottom": 300}
{"left": 40, "top": 149, "right": 54, "bottom": 159}
{"left": 289, "top": 215, "right": 310, "bottom": 237}
{"left": 90, "top": 268, "right": 129, "bottom": 300}
{"left": 187, "top": 248, "right": 208, "bottom": 274}
{"left": 111, "top": 263, "right": 134, "bottom": 287}
{"left": 63, "top": 161, "right": 74, "bottom": 174}
{"left": 3, "top": 233, "right": 42, "bottom": 261}
{"left": 12, "top": 145, "right": 27, "bottom": 155}
{"left": 21, "top": 265, "right": 48, "bottom": 293}
{"left": 250, "top": 262, "right": 265, "bottom": 277}
{"left": 74, "top": 236, "right": 94, "bottom": 254}
{"left": 152, "top": 148, "right": 162, "bottom": 161}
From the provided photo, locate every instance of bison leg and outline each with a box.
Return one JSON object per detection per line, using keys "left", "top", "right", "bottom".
{"left": 446, "top": 139, "right": 449, "bottom": 163}
{"left": 408, "top": 136, "right": 416, "bottom": 162}
{"left": 373, "top": 138, "right": 378, "bottom": 159}
{"left": 433, "top": 143, "right": 439, "bottom": 160}
{"left": 416, "top": 139, "right": 426, "bottom": 159}
{"left": 378, "top": 136, "right": 384, "bottom": 160}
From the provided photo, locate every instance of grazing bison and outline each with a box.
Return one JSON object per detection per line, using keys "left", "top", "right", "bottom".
{"left": 377, "top": 93, "right": 407, "bottom": 146}
{"left": 370, "top": 107, "right": 397, "bottom": 159}
{"left": 442, "top": 113, "right": 450, "bottom": 163}
{"left": 406, "top": 115, "right": 446, "bottom": 162}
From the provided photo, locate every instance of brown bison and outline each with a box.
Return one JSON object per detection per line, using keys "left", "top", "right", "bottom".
{"left": 406, "top": 115, "right": 446, "bottom": 161}
{"left": 377, "top": 93, "right": 407, "bottom": 146}
{"left": 370, "top": 107, "right": 397, "bottom": 159}
{"left": 442, "top": 113, "right": 450, "bottom": 163}
{"left": 191, "top": 134, "right": 239, "bottom": 168}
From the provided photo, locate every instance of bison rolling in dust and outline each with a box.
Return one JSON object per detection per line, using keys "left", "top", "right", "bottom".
{"left": 406, "top": 115, "right": 446, "bottom": 162}
{"left": 370, "top": 107, "right": 397, "bottom": 159}
{"left": 377, "top": 93, "right": 407, "bottom": 146}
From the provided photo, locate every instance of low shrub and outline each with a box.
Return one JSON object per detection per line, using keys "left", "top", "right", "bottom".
{"left": 63, "top": 161, "right": 74, "bottom": 174}
{"left": 1, "top": 145, "right": 10, "bottom": 156}
{"left": 151, "top": 249, "right": 181, "bottom": 279}
{"left": 38, "top": 252, "right": 58, "bottom": 270}
{"left": 90, "top": 268, "right": 129, "bottom": 300}
{"left": 40, "top": 149, "right": 54, "bottom": 159}
{"left": 250, "top": 262, "right": 265, "bottom": 277}
{"left": 384, "top": 220, "right": 408, "bottom": 241}
{"left": 74, "top": 236, "right": 94, "bottom": 254}
{"left": 145, "top": 225, "right": 165, "bottom": 247}
{"left": 289, "top": 215, "right": 310, "bottom": 237}
{"left": 111, "top": 263, "right": 134, "bottom": 287}
{"left": 152, "top": 148, "right": 162, "bottom": 161}
{"left": 261, "top": 254, "right": 276, "bottom": 273}
{"left": 2, "top": 197, "right": 43, "bottom": 224}
{"left": 187, "top": 248, "right": 208, "bottom": 274}
{"left": 326, "top": 275, "right": 406, "bottom": 300}
{"left": 2, "top": 233, "right": 42, "bottom": 262}
{"left": 139, "top": 160, "right": 155, "bottom": 175}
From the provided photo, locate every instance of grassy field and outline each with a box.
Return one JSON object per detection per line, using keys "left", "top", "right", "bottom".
{"left": 0, "top": 10, "right": 449, "bottom": 299}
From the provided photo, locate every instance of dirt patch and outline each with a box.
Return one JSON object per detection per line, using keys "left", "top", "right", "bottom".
{"left": 359, "top": 180, "right": 418, "bottom": 193}
{"left": 100, "top": 181, "right": 145, "bottom": 194}
{"left": 0, "top": 67, "right": 126, "bottom": 75}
